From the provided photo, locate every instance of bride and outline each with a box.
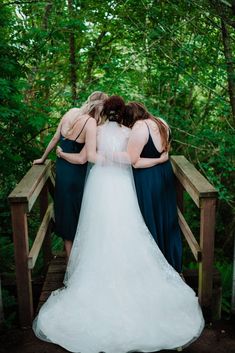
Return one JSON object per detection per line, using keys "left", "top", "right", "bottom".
{"left": 33, "top": 95, "right": 204, "bottom": 353}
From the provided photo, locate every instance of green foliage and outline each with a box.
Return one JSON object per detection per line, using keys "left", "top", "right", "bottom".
{"left": 215, "top": 261, "right": 233, "bottom": 314}
{"left": 0, "top": 0, "right": 234, "bottom": 321}
{"left": 1, "top": 288, "right": 17, "bottom": 328}
{"left": 184, "top": 260, "right": 232, "bottom": 314}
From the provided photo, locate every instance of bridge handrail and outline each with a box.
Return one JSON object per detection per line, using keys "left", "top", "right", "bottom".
{"left": 171, "top": 155, "right": 217, "bottom": 205}
{"left": 8, "top": 156, "right": 217, "bottom": 327}
{"left": 8, "top": 160, "right": 55, "bottom": 328}
{"left": 171, "top": 155, "right": 217, "bottom": 311}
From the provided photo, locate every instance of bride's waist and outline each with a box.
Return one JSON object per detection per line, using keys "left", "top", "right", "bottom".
{"left": 92, "top": 163, "right": 131, "bottom": 174}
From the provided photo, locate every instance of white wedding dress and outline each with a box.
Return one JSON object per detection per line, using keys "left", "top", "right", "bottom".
{"left": 33, "top": 121, "right": 204, "bottom": 353}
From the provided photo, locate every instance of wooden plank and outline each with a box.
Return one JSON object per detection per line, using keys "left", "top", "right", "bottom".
{"left": 52, "top": 252, "right": 66, "bottom": 260}
{"left": 50, "top": 253, "right": 66, "bottom": 265}
{"left": 8, "top": 160, "right": 52, "bottom": 211}
{"left": 27, "top": 169, "right": 51, "bottom": 212}
{"left": 47, "top": 264, "right": 67, "bottom": 273}
{"left": 48, "top": 172, "right": 55, "bottom": 200}
{"left": 37, "top": 253, "right": 66, "bottom": 312}
{"left": 171, "top": 156, "right": 217, "bottom": 207}
{"left": 44, "top": 272, "right": 65, "bottom": 282}
{"left": 36, "top": 301, "right": 45, "bottom": 312}
{"left": 175, "top": 178, "right": 184, "bottom": 212}
{"left": 10, "top": 203, "right": 33, "bottom": 328}
{"left": 40, "top": 184, "right": 52, "bottom": 267}
{"left": 177, "top": 208, "right": 201, "bottom": 261}
{"left": 28, "top": 203, "right": 53, "bottom": 269}
{"left": 41, "top": 281, "right": 64, "bottom": 291}
{"left": 39, "top": 291, "right": 52, "bottom": 302}
{"left": 198, "top": 198, "right": 216, "bottom": 308}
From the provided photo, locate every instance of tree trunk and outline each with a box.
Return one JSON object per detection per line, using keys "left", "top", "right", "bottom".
{"left": 85, "top": 30, "right": 106, "bottom": 85}
{"left": 0, "top": 276, "right": 4, "bottom": 325}
{"left": 40, "top": 2, "right": 53, "bottom": 142}
{"left": 68, "top": 0, "right": 77, "bottom": 104}
{"left": 232, "top": 234, "right": 235, "bottom": 314}
{"left": 221, "top": 19, "right": 235, "bottom": 124}
{"left": 232, "top": 0, "right": 235, "bottom": 16}
{"left": 43, "top": 2, "right": 52, "bottom": 30}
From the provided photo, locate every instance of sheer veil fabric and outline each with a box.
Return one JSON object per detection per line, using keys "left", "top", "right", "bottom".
{"left": 64, "top": 121, "right": 133, "bottom": 286}
{"left": 33, "top": 121, "right": 204, "bottom": 353}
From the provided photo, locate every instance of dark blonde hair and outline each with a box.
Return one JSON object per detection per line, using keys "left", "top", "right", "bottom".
{"left": 65, "top": 91, "right": 108, "bottom": 137}
{"left": 86, "top": 91, "right": 108, "bottom": 103}
{"left": 124, "top": 102, "right": 170, "bottom": 152}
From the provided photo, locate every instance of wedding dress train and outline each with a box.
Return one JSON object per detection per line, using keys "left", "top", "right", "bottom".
{"left": 33, "top": 121, "right": 204, "bottom": 353}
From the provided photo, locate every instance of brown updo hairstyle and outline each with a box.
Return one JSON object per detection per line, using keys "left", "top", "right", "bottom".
{"left": 102, "top": 95, "right": 125, "bottom": 124}
{"left": 124, "top": 102, "right": 170, "bottom": 152}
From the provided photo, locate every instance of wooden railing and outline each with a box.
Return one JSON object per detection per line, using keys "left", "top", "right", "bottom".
{"left": 171, "top": 155, "right": 217, "bottom": 310}
{"left": 8, "top": 156, "right": 217, "bottom": 328}
{"left": 8, "top": 160, "right": 55, "bottom": 328}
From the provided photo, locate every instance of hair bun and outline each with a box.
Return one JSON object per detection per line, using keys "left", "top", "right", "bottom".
{"left": 102, "top": 96, "right": 125, "bottom": 124}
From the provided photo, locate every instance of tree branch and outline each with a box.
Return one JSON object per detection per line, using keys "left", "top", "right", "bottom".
{"left": 25, "top": 125, "right": 56, "bottom": 144}
{"left": 1, "top": 0, "right": 47, "bottom": 7}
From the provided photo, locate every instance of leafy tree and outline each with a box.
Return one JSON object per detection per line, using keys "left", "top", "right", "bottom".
{"left": 0, "top": 0, "right": 235, "bottom": 320}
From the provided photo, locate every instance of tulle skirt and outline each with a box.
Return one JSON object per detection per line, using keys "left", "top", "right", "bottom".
{"left": 33, "top": 163, "right": 204, "bottom": 353}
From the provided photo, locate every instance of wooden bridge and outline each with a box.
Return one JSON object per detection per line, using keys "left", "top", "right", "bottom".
{"left": 8, "top": 156, "right": 218, "bottom": 328}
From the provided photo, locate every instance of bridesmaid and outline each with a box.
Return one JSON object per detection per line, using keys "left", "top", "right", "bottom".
{"left": 33, "top": 91, "right": 108, "bottom": 259}
{"left": 125, "top": 102, "right": 182, "bottom": 273}
{"left": 56, "top": 96, "right": 169, "bottom": 169}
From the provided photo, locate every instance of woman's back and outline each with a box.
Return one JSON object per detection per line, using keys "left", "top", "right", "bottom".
{"left": 97, "top": 121, "right": 130, "bottom": 155}
{"left": 139, "top": 119, "right": 170, "bottom": 158}
{"left": 132, "top": 120, "right": 182, "bottom": 272}
{"left": 60, "top": 109, "right": 91, "bottom": 144}
{"left": 55, "top": 110, "right": 90, "bottom": 242}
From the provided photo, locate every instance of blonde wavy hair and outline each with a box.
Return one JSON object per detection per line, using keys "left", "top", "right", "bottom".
{"left": 65, "top": 91, "right": 108, "bottom": 138}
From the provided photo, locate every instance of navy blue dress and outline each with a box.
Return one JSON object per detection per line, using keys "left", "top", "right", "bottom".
{"left": 133, "top": 123, "right": 182, "bottom": 273}
{"left": 54, "top": 120, "right": 89, "bottom": 241}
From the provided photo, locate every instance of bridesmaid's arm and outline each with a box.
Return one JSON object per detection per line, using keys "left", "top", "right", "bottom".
{"left": 111, "top": 151, "right": 168, "bottom": 167}
{"left": 84, "top": 119, "right": 97, "bottom": 163}
{"left": 83, "top": 121, "right": 105, "bottom": 164}
{"left": 133, "top": 153, "right": 168, "bottom": 169}
{"left": 57, "top": 120, "right": 104, "bottom": 165}
{"left": 127, "top": 121, "right": 168, "bottom": 168}
{"left": 33, "top": 121, "right": 62, "bottom": 164}
{"left": 108, "top": 121, "right": 147, "bottom": 165}
{"left": 57, "top": 146, "right": 87, "bottom": 164}
{"left": 127, "top": 121, "right": 147, "bottom": 165}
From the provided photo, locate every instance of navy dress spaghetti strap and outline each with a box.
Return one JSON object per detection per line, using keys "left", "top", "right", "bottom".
{"left": 133, "top": 122, "right": 182, "bottom": 272}
{"left": 54, "top": 118, "right": 90, "bottom": 241}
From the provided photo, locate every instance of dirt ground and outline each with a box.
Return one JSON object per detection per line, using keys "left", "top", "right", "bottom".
{"left": 0, "top": 319, "right": 235, "bottom": 353}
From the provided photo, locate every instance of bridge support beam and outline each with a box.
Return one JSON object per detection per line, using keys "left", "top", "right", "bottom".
{"left": 199, "top": 198, "right": 216, "bottom": 311}
{"left": 11, "top": 203, "right": 33, "bottom": 328}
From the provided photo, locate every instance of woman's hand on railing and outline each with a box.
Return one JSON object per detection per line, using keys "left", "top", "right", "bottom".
{"left": 33, "top": 158, "right": 45, "bottom": 165}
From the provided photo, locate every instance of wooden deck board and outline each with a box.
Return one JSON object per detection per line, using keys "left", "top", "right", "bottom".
{"left": 37, "top": 253, "right": 66, "bottom": 313}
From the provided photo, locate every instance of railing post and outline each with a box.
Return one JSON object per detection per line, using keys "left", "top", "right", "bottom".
{"left": 40, "top": 184, "right": 52, "bottom": 267}
{"left": 198, "top": 198, "right": 216, "bottom": 310}
{"left": 10, "top": 203, "right": 33, "bottom": 328}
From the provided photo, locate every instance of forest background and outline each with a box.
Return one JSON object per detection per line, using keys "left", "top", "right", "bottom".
{"left": 0, "top": 0, "right": 235, "bottom": 326}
